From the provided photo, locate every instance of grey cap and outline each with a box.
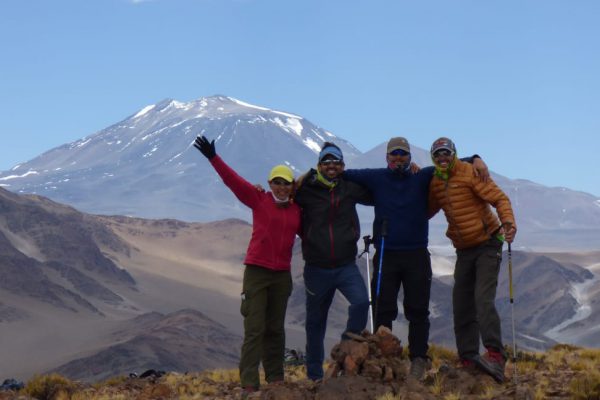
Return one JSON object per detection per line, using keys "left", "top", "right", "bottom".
{"left": 387, "top": 137, "right": 410, "bottom": 153}
{"left": 430, "top": 137, "right": 456, "bottom": 155}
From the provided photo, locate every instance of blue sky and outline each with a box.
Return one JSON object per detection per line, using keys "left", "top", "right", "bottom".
{"left": 1, "top": 0, "right": 599, "bottom": 196}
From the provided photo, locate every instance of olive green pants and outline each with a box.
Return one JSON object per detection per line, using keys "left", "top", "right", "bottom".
{"left": 239, "top": 265, "right": 292, "bottom": 388}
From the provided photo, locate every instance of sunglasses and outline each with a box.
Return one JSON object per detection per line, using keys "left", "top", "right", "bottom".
{"left": 271, "top": 179, "right": 292, "bottom": 186}
{"left": 388, "top": 149, "right": 410, "bottom": 156}
{"left": 320, "top": 159, "right": 343, "bottom": 166}
{"left": 433, "top": 150, "right": 454, "bottom": 158}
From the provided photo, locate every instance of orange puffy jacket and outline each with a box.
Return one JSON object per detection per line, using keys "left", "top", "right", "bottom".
{"left": 428, "top": 159, "right": 515, "bottom": 250}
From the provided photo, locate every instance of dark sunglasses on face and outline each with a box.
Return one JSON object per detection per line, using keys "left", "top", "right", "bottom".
{"left": 271, "top": 179, "right": 292, "bottom": 186}
{"left": 320, "top": 159, "right": 343, "bottom": 166}
{"left": 433, "top": 150, "right": 454, "bottom": 158}
{"left": 388, "top": 149, "right": 410, "bottom": 156}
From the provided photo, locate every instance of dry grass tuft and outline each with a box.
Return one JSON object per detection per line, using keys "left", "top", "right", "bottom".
{"left": 443, "top": 393, "right": 461, "bottom": 400}
{"left": 12, "top": 345, "right": 600, "bottom": 400}
{"left": 429, "top": 373, "right": 446, "bottom": 396}
{"left": 375, "top": 393, "right": 400, "bottom": 400}
{"left": 550, "top": 343, "right": 582, "bottom": 352}
{"left": 22, "top": 373, "right": 77, "bottom": 400}
{"left": 569, "top": 369, "right": 600, "bottom": 400}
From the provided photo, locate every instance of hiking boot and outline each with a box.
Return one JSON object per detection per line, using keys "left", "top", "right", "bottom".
{"left": 241, "top": 386, "right": 258, "bottom": 399}
{"left": 472, "top": 350, "right": 506, "bottom": 383}
{"left": 459, "top": 358, "right": 476, "bottom": 369}
{"left": 409, "top": 357, "right": 429, "bottom": 381}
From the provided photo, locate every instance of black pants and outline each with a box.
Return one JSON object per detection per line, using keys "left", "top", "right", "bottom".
{"left": 453, "top": 238, "right": 503, "bottom": 360}
{"left": 371, "top": 248, "right": 432, "bottom": 359}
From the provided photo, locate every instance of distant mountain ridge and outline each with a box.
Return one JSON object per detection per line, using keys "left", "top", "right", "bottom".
{"left": 0, "top": 95, "right": 358, "bottom": 222}
{"left": 51, "top": 309, "right": 242, "bottom": 382}
{"left": 1, "top": 187, "right": 599, "bottom": 381}
{"left": 0, "top": 187, "right": 248, "bottom": 380}
{"left": 0, "top": 187, "right": 135, "bottom": 319}
{"left": 0, "top": 94, "right": 599, "bottom": 251}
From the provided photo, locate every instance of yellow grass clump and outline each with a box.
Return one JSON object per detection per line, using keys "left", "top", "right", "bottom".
{"left": 10, "top": 345, "right": 600, "bottom": 400}
{"left": 569, "top": 369, "right": 600, "bottom": 399}
{"left": 22, "top": 373, "right": 77, "bottom": 400}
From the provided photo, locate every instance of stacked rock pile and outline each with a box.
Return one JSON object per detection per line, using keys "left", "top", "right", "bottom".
{"left": 324, "top": 326, "right": 409, "bottom": 382}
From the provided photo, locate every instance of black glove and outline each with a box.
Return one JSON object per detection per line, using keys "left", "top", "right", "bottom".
{"left": 194, "top": 135, "right": 216, "bottom": 159}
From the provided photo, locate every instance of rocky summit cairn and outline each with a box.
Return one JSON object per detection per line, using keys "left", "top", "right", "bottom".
{"left": 324, "top": 326, "right": 407, "bottom": 381}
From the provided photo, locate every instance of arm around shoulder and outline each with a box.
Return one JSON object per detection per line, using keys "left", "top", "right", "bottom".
{"left": 349, "top": 180, "right": 374, "bottom": 206}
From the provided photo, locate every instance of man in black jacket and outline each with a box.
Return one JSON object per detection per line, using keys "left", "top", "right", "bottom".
{"left": 294, "top": 142, "right": 372, "bottom": 381}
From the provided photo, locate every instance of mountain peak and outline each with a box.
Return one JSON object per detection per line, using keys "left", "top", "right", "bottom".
{"left": 129, "top": 95, "right": 304, "bottom": 124}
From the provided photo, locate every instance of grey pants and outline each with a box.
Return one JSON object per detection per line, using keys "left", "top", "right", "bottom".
{"left": 453, "top": 238, "right": 503, "bottom": 359}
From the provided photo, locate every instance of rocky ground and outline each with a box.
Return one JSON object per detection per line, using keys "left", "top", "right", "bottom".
{"left": 1, "top": 332, "right": 599, "bottom": 400}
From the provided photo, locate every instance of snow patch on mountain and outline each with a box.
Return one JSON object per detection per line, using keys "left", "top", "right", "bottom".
{"left": 159, "top": 100, "right": 191, "bottom": 113}
{"left": 544, "top": 272, "right": 599, "bottom": 341}
{"left": 168, "top": 151, "right": 185, "bottom": 163}
{"left": 0, "top": 171, "right": 39, "bottom": 181}
{"left": 229, "top": 97, "right": 270, "bottom": 112}
{"left": 303, "top": 137, "right": 322, "bottom": 153}
{"left": 134, "top": 104, "right": 156, "bottom": 119}
{"left": 228, "top": 97, "right": 301, "bottom": 119}
{"left": 141, "top": 123, "right": 181, "bottom": 141}
{"left": 74, "top": 138, "right": 92, "bottom": 148}
{"left": 283, "top": 161, "right": 301, "bottom": 172}
{"left": 310, "top": 129, "right": 325, "bottom": 142}
{"left": 285, "top": 118, "right": 303, "bottom": 136}
{"left": 272, "top": 110, "right": 302, "bottom": 119}
{"left": 172, "top": 100, "right": 189, "bottom": 110}
{"left": 248, "top": 116, "right": 267, "bottom": 124}
{"left": 518, "top": 333, "right": 547, "bottom": 343}
{"left": 143, "top": 146, "right": 159, "bottom": 158}
{"left": 271, "top": 117, "right": 303, "bottom": 137}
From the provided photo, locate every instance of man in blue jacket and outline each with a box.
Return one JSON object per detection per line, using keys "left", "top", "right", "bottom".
{"left": 343, "top": 137, "right": 487, "bottom": 380}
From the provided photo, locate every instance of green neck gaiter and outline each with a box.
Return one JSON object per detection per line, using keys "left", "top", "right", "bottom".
{"left": 432, "top": 155, "right": 457, "bottom": 181}
{"left": 316, "top": 169, "right": 338, "bottom": 189}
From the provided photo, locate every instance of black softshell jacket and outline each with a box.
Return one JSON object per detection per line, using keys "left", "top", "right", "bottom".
{"left": 295, "top": 169, "right": 372, "bottom": 268}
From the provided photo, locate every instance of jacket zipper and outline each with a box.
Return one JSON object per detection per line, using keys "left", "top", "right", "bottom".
{"left": 329, "top": 189, "right": 336, "bottom": 264}
{"left": 444, "top": 180, "right": 464, "bottom": 245}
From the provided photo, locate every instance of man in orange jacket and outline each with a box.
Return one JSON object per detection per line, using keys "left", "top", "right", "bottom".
{"left": 428, "top": 137, "right": 517, "bottom": 383}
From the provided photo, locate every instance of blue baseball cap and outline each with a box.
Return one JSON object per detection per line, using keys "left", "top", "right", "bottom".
{"left": 318, "top": 145, "right": 343, "bottom": 162}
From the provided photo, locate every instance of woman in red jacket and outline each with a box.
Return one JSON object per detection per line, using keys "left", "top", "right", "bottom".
{"left": 195, "top": 135, "right": 301, "bottom": 395}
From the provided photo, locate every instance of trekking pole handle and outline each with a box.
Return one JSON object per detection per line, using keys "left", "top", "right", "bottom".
{"left": 363, "top": 235, "right": 372, "bottom": 251}
{"left": 358, "top": 235, "right": 372, "bottom": 258}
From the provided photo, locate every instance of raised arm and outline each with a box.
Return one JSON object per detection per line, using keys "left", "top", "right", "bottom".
{"left": 194, "top": 135, "right": 262, "bottom": 209}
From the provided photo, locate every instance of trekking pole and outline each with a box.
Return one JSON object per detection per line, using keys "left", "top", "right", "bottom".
{"left": 374, "top": 219, "right": 388, "bottom": 330}
{"left": 360, "top": 235, "right": 374, "bottom": 333}
{"left": 508, "top": 242, "right": 518, "bottom": 384}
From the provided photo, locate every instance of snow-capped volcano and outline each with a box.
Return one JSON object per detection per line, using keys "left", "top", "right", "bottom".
{"left": 0, "top": 95, "right": 359, "bottom": 221}
{"left": 2, "top": 95, "right": 600, "bottom": 250}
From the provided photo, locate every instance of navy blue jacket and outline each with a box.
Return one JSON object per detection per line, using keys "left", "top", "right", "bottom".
{"left": 343, "top": 167, "right": 436, "bottom": 251}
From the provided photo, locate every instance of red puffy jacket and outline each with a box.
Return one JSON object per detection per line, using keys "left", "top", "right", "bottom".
{"left": 210, "top": 156, "right": 301, "bottom": 270}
